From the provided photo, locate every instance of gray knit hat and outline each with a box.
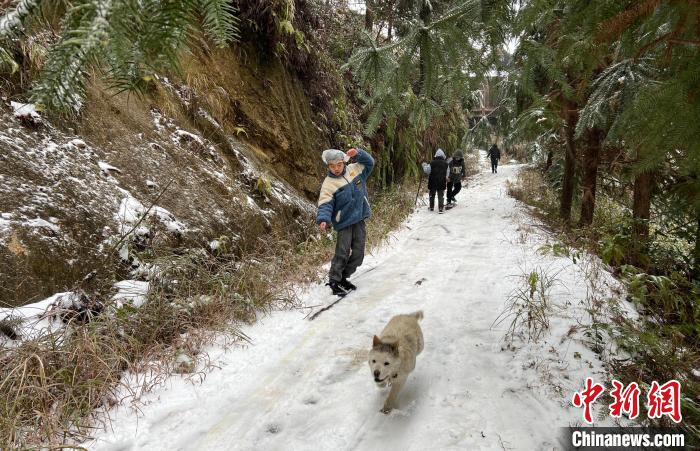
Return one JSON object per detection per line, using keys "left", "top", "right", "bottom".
{"left": 453, "top": 150, "right": 464, "bottom": 159}
{"left": 322, "top": 148, "right": 347, "bottom": 164}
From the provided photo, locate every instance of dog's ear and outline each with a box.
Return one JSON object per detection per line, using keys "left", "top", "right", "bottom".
{"left": 372, "top": 335, "right": 382, "bottom": 347}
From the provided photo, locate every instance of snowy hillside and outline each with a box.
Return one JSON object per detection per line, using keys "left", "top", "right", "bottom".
{"left": 0, "top": 47, "right": 329, "bottom": 311}
{"left": 0, "top": 95, "right": 316, "bottom": 313}
{"left": 87, "top": 159, "right": 629, "bottom": 450}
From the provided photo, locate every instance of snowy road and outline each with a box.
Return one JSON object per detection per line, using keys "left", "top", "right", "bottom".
{"left": 90, "top": 160, "right": 618, "bottom": 450}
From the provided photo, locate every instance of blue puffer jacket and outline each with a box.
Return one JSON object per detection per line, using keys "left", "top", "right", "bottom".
{"left": 316, "top": 149, "right": 374, "bottom": 231}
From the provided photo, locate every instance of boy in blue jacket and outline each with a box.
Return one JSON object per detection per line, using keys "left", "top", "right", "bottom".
{"left": 316, "top": 147, "right": 375, "bottom": 296}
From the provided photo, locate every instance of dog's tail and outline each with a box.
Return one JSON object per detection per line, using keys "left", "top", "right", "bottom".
{"left": 411, "top": 310, "right": 424, "bottom": 321}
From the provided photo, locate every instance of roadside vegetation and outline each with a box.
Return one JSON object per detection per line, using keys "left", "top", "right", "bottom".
{"left": 0, "top": 181, "right": 415, "bottom": 447}
{"left": 491, "top": 0, "right": 700, "bottom": 442}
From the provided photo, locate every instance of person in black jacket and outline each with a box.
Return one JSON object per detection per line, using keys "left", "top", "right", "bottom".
{"left": 486, "top": 144, "right": 501, "bottom": 173}
{"left": 446, "top": 150, "right": 466, "bottom": 207}
{"left": 422, "top": 148, "right": 448, "bottom": 213}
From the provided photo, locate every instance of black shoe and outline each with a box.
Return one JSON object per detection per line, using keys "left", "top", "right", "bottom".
{"left": 327, "top": 280, "right": 348, "bottom": 296}
{"left": 339, "top": 278, "right": 356, "bottom": 291}
{"left": 439, "top": 208, "right": 444, "bottom": 214}
{"left": 429, "top": 207, "right": 434, "bottom": 211}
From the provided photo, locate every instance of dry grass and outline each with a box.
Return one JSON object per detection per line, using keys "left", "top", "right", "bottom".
{"left": 0, "top": 185, "right": 415, "bottom": 449}
{"left": 506, "top": 168, "right": 558, "bottom": 215}
{"left": 463, "top": 152, "right": 480, "bottom": 177}
{"left": 492, "top": 266, "right": 561, "bottom": 344}
{"left": 504, "top": 165, "right": 700, "bottom": 442}
{"left": 0, "top": 268, "right": 250, "bottom": 448}
{"left": 366, "top": 182, "right": 417, "bottom": 249}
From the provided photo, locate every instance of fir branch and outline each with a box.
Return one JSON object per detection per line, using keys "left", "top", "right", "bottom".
{"left": 0, "top": 0, "right": 42, "bottom": 38}
{"left": 199, "top": 0, "right": 239, "bottom": 47}
{"left": 575, "top": 58, "right": 657, "bottom": 138}
{"left": 668, "top": 38, "right": 700, "bottom": 47}
{"left": 31, "top": 0, "right": 113, "bottom": 112}
{"left": 596, "top": 0, "right": 661, "bottom": 44}
{"left": 10, "top": 0, "right": 239, "bottom": 112}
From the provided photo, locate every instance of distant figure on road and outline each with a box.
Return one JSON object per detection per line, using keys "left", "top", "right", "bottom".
{"left": 486, "top": 144, "right": 501, "bottom": 173}
{"left": 422, "top": 148, "right": 448, "bottom": 213}
{"left": 316, "top": 147, "right": 375, "bottom": 296}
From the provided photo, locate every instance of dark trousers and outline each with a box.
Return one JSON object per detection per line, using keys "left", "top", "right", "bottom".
{"left": 491, "top": 158, "right": 499, "bottom": 173}
{"left": 447, "top": 180, "right": 462, "bottom": 202}
{"left": 330, "top": 220, "right": 366, "bottom": 282}
{"left": 429, "top": 188, "right": 445, "bottom": 210}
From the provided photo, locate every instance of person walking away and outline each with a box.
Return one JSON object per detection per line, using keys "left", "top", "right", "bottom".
{"left": 446, "top": 150, "right": 466, "bottom": 208}
{"left": 486, "top": 143, "right": 501, "bottom": 173}
{"left": 317, "top": 147, "right": 375, "bottom": 296}
{"left": 424, "top": 148, "right": 448, "bottom": 213}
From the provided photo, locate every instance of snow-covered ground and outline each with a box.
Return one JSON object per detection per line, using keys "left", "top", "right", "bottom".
{"left": 87, "top": 157, "right": 627, "bottom": 450}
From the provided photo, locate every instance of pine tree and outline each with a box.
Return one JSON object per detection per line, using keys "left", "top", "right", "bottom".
{"left": 344, "top": 0, "right": 510, "bottom": 182}
{"left": 576, "top": 0, "right": 700, "bottom": 274}
{"left": 508, "top": 0, "right": 603, "bottom": 224}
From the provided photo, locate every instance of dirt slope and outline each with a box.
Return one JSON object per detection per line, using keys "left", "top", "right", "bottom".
{"left": 0, "top": 45, "right": 332, "bottom": 308}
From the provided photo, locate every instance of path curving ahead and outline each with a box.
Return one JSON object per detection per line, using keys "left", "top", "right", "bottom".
{"left": 91, "top": 156, "right": 613, "bottom": 451}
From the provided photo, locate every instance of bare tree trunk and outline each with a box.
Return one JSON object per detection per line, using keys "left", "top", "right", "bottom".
{"left": 631, "top": 169, "right": 655, "bottom": 267}
{"left": 365, "top": 0, "right": 374, "bottom": 31}
{"left": 544, "top": 148, "right": 554, "bottom": 171}
{"left": 419, "top": 0, "right": 431, "bottom": 23}
{"left": 560, "top": 101, "right": 578, "bottom": 224}
{"left": 693, "top": 212, "right": 700, "bottom": 281}
{"left": 578, "top": 128, "right": 603, "bottom": 227}
{"left": 417, "top": 1, "right": 432, "bottom": 97}
{"left": 387, "top": 15, "right": 393, "bottom": 41}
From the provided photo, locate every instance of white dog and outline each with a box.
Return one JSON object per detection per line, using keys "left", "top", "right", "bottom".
{"left": 368, "top": 311, "right": 424, "bottom": 413}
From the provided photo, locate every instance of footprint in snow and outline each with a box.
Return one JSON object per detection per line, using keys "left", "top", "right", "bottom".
{"left": 303, "top": 396, "right": 319, "bottom": 405}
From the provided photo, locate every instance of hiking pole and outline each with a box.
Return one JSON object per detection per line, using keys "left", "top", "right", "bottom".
{"left": 414, "top": 170, "right": 424, "bottom": 206}
{"left": 306, "top": 265, "right": 379, "bottom": 320}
